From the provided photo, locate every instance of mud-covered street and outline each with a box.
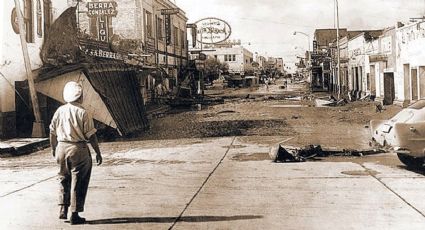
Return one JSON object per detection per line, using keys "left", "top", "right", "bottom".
{"left": 144, "top": 80, "right": 401, "bottom": 149}
{"left": 3, "top": 80, "right": 425, "bottom": 229}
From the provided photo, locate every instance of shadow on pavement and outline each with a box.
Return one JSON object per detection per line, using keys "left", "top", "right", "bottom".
{"left": 86, "top": 215, "right": 263, "bottom": 225}
{"left": 398, "top": 165, "right": 425, "bottom": 175}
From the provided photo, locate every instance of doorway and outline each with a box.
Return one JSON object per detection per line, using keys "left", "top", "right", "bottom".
{"left": 383, "top": 72, "right": 395, "bottom": 105}
{"left": 411, "top": 68, "right": 419, "bottom": 101}
{"left": 420, "top": 67, "right": 425, "bottom": 99}
{"left": 370, "top": 65, "right": 376, "bottom": 95}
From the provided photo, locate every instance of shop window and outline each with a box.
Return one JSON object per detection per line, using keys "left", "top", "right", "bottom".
{"left": 24, "top": 0, "right": 34, "bottom": 43}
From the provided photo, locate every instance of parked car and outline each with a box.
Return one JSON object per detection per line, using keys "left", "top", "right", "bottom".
{"left": 370, "top": 100, "right": 425, "bottom": 168}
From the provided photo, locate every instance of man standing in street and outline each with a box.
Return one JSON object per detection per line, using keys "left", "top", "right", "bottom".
{"left": 49, "top": 81, "right": 103, "bottom": 225}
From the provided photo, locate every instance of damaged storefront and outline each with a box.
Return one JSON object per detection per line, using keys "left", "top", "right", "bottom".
{"left": 11, "top": 0, "right": 192, "bottom": 138}
{"left": 28, "top": 5, "right": 153, "bottom": 136}
{"left": 3, "top": 0, "right": 190, "bottom": 138}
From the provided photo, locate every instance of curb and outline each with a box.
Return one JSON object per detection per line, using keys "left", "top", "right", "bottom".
{"left": 0, "top": 139, "right": 50, "bottom": 157}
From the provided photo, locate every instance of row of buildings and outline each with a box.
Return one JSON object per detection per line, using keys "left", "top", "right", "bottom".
{"left": 0, "top": 0, "right": 287, "bottom": 139}
{"left": 307, "top": 19, "right": 425, "bottom": 107}
{"left": 194, "top": 40, "right": 285, "bottom": 77}
{"left": 0, "top": 0, "right": 189, "bottom": 138}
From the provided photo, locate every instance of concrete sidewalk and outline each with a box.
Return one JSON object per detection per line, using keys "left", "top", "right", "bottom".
{"left": 0, "top": 138, "right": 49, "bottom": 156}
{"left": 1, "top": 136, "right": 425, "bottom": 229}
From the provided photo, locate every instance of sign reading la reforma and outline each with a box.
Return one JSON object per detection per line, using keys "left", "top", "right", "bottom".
{"left": 195, "top": 17, "right": 231, "bottom": 44}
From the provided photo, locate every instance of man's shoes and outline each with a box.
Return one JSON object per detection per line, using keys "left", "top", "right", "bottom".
{"left": 70, "top": 213, "right": 86, "bottom": 225}
{"left": 59, "top": 206, "right": 68, "bottom": 220}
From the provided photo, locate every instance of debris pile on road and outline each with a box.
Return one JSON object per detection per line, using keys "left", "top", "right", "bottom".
{"left": 269, "top": 144, "right": 384, "bottom": 163}
{"left": 269, "top": 144, "right": 323, "bottom": 162}
{"left": 315, "top": 96, "right": 348, "bottom": 107}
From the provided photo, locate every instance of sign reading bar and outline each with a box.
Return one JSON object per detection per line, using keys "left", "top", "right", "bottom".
{"left": 87, "top": 1, "right": 118, "bottom": 17}
{"left": 161, "top": 8, "right": 179, "bottom": 15}
{"left": 195, "top": 17, "right": 231, "bottom": 44}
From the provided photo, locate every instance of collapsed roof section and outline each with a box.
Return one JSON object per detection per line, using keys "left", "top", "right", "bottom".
{"left": 36, "top": 63, "right": 149, "bottom": 136}
{"left": 37, "top": 7, "right": 150, "bottom": 136}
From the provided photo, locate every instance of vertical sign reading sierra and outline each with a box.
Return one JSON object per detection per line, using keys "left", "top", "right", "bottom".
{"left": 161, "top": 8, "right": 179, "bottom": 46}
{"left": 164, "top": 14, "right": 171, "bottom": 45}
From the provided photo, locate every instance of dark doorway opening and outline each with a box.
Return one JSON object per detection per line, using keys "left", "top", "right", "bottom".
{"left": 383, "top": 72, "right": 395, "bottom": 105}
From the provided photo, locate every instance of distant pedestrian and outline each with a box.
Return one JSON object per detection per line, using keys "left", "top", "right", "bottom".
{"left": 49, "top": 81, "right": 103, "bottom": 225}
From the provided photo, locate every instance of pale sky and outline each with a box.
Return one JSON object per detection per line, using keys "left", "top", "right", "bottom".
{"left": 175, "top": 0, "right": 425, "bottom": 62}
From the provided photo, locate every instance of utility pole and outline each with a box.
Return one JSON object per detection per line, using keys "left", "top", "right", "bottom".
{"left": 293, "top": 31, "right": 311, "bottom": 83}
{"left": 14, "top": 0, "right": 45, "bottom": 137}
{"left": 336, "top": 0, "right": 341, "bottom": 99}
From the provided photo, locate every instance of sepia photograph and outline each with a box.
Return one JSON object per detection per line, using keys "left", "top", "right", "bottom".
{"left": 1, "top": 0, "right": 425, "bottom": 229}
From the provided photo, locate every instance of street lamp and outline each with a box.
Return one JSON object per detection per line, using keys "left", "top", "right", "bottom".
{"left": 294, "top": 31, "right": 311, "bottom": 82}
{"left": 293, "top": 31, "right": 311, "bottom": 51}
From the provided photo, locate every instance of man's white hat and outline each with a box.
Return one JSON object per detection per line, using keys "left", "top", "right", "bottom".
{"left": 63, "top": 81, "right": 83, "bottom": 103}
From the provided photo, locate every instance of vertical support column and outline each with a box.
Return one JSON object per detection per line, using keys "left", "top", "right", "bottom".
{"left": 14, "top": 0, "right": 45, "bottom": 137}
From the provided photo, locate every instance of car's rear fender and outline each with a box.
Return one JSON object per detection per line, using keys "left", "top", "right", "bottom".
{"left": 370, "top": 120, "right": 390, "bottom": 145}
{"left": 393, "top": 122, "right": 425, "bottom": 157}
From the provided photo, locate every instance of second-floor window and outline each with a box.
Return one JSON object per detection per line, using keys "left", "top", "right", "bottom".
{"left": 145, "top": 10, "right": 153, "bottom": 38}
{"left": 157, "top": 17, "right": 163, "bottom": 41}
{"left": 43, "top": 0, "right": 52, "bottom": 37}
{"left": 224, "top": 55, "right": 236, "bottom": 62}
{"left": 24, "top": 0, "right": 34, "bottom": 43}
{"left": 180, "top": 30, "right": 185, "bottom": 49}
{"left": 173, "top": 26, "right": 178, "bottom": 45}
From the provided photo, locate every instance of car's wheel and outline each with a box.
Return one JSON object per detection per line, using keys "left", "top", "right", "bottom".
{"left": 397, "top": 153, "right": 424, "bottom": 168}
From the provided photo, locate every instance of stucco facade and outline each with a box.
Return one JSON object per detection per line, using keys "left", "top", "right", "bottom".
{"left": 0, "top": 0, "right": 68, "bottom": 138}
{"left": 395, "top": 21, "right": 425, "bottom": 106}
{"left": 208, "top": 46, "right": 253, "bottom": 75}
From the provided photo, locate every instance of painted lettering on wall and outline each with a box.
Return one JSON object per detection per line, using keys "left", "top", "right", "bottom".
{"left": 84, "top": 48, "right": 125, "bottom": 60}
{"left": 87, "top": 2, "right": 118, "bottom": 17}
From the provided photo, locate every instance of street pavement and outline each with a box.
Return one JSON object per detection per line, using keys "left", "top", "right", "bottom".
{"left": 1, "top": 136, "right": 425, "bottom": 229}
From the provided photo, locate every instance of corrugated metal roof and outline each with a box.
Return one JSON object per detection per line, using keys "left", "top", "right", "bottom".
{"left": 83, "top": 63, "right": 149, "bottom": 136}
{"left": 37, "top": 62, "right": 149, "bottom": 136}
